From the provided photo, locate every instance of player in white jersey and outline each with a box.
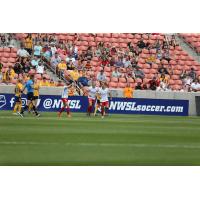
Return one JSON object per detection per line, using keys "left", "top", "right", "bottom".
{"left": 58, "top": 83, "right": 72, "bottom": 118}
{"left": 98, "top": 83, "right": 112, "bottom": 118}
{"left": 87, "top": 81, "right": 99, "bottom": 116}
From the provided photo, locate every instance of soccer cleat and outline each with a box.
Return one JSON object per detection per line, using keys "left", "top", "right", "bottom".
{"left": 36, "top": 113, "right": 40, "bottom": 117}
{"left": 12, "top": 113, "right": 18, "bottom": 115}
{"left": 101, "top": 115, "right": 104, "bottom": 119}
{"left": 17, "top": 112, "right": 24, "bottom": 117}
{"left": 67, "top": 114, "right": 72, "bottom": 118}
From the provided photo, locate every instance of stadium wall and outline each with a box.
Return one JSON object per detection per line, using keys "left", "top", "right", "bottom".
{"left": 0, "top": 85, "right": 199, "bottom": 116}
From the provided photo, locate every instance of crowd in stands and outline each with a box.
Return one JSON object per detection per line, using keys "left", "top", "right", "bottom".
{"left": 1, "top": 33, "right": 200, "bottom": 95}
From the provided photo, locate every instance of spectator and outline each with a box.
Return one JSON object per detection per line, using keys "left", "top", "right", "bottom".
{"left": 97, "top": 70, "right": 107, "bottom": 82}
{"left": 36, "top": 61, "right": 45, "bottom": 76}
{"left": 162, "top": 49, "right": 171, "bottom": 63}
{"left": 148, "top": 76, "right": 160, "bottom": 90}
{"left": 40, "top": 77, "right": 50, "bottom": 87}
{"left": 146, "top": 54, "right": 156, "bottom": 68}
{"left": 160, "top": 73, "right": 168, "bottom": 84}
{"left": 158, "top": 65, "right": 169, "bottom": 75}
{"left": 123, "top": 83, "right": 133, "bottom": 98}
{"left": 50, "top": 53, "right": 61, "bottom": 70}
{"left": 2, "top": 65, "right": 15, "bottom": 83}
{"left": 69, "top": 68, "right": 80, "bottom": 82}
{"left": 50, "top": 43, "right": 57, "bottom": 57}
{"left": 156, "top": 49, "right": 163, "bottom": 60}
{"left": 85, "top": 47, "right": 93, "bottom": 60}
{"left": 115, "top": 57, "right": 124, "bottom": 68}
{"left": 100, "top": 51, "right": 109, "bottom": 66}
{"left": 67, "top": 60, "right": 76, "bottom": 70}
{"left": 180, "top": 69, "right": 187, "bottom": 80}
{"left": 33, "top": 42, "right": 43, "bottom": 57}
{"left": 31, "top": 56, "right": 39, "bottom": 67}
{"left": 134, "top": 67, "right": 145, "bottom": 81}
{"left": 112, "top": 67, "right": 122, "bottom": 78}
{"left": 78, "top": 71, "right": 89, "bottom": 87}
{"left": 135, "top": 82, "right": 143, "bottom": 90}
{"left": 49, "top": 79, "right": 56, "bottom": 87}
{"left": 188, "top": 67, "right": 196, "bottom": 81}
{"left": 57, "top": 60, "right": 67, "bottom": 75}
{"left": 156, "top": 81, "right": 167, "bottom": 91}
{"left": 85, "top": 61, "right": 92, "bottom": 71}
{"left": 57, "top": 80, "right": 64, "bottom": 87}
{"left": 24, "top": 34, "right": 33, "bottom": 55}
{"left": 191, "top": 79, "right": 200, "bottom": 92}
{"left": 123, "top": 57, "right": 131, "bottom": 68}
{"left": 137, "top": 39, "right": 146, "bottom": 49}
{"left": 17, "top": 45, "right": 30, "bottom": 58}
{"left": 13, "top": 62, "right": 23, "bottom": 75}
{"left": 183, "top": 75, "right": 192, "bottom": 92}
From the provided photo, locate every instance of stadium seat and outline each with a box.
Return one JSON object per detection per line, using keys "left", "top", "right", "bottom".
{"left": 119, "top": 78, "right": 127, "bottom": 83}
{"left": 111, "top": 77, "right": 118, "bottom": 82}
{"left": 109, "top": 82, "right": 117, "bottom": 88}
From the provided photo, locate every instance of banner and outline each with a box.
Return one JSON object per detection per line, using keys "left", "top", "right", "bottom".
{"left": 0, "top": 93, "right": 189, "bottom": 116}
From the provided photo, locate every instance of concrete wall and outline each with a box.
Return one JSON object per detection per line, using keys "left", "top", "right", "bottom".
{"left": 1, "top": 85, "right": 199, "bottom": 116}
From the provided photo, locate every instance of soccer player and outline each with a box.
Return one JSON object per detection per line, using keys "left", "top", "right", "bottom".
{"left": 20, "top": 75, "right": 40, "bottom": 117}
{"left": 98, "top": 83, "right": 112, "bottom": 118}
{"left": 93, "top": 93, "right": 101, "bottom": 116}
{"left": 28, "top": 78, "right": 40, "bottom": 112}
{"left": 58, "top": 83, "right": 72, "bottom": 118}
{"left": 87, "top": 81, "right": 99, "bottom": 116}
{"left": 13, "top": 78, "right": 23, "bottom": 117}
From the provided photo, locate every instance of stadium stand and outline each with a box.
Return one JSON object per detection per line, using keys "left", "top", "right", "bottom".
{"left": 1, "top": 33, "right": 200, "bottom": 93}
{"left": 179, "top": 33, "right": 200, "bottom": 54}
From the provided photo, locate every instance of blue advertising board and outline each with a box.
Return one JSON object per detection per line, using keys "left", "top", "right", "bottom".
{"left": 0, "top": 93, "right": 189, "bottom": 116}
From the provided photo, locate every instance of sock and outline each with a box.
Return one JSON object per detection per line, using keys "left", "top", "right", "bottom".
{"left": 21, "top": 105, "right": 28, "bottom": 114}
{"left": 66, "top": 107, "right": 70, "bottom": 115}
{"left": 13, "top": 103, "right": 19, "bottom": 113}
{"left": 18, "top": 102, "right": 22, "bottom": 113}
{"left": 32, "top": 105, "right": 38, "bottom": 115}
{"left": 59, "top": 107, "right": 65, "bottom": 113}
{"left": 101, "top": 106, "right": 104, "bottom": 116}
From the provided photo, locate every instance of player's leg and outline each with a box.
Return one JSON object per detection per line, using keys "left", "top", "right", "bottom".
{"left": 65, "top": 102, "right": 71, "bottom": 117}
{"left": 94, "top": 101, "right": 100, "bottom": 116}
{"left": 101, "top": 102, "right": 105, "bottom": 118}
{"left": 13, "top": 97, "right": 19, "bottom": 115}
{"left": 31, "top": 99, "right": 40, "bottom": 116}
{"left": 87, "top": 98, "right": 93, "bottom": 116}
{"left": 58, "top": 99, "right": 66, "bottom": 117}
{"left": 105, "top": 101, "right": 109, "bottom": 116}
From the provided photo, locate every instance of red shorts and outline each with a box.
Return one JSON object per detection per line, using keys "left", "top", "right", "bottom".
{"left": 61, "top": 98, "right": 68, "bottom": 103}
{"left": 88, "top": 98, "right": 95, "bottom": 104}
{"left": 100, "top": 101, "right": 109, "bottom": 107}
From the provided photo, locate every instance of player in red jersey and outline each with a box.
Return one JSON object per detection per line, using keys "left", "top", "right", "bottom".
{"left": 58, "top": 83, "right": 72, "bottom": 118}
{"left": 86, "top": 81, "right": 99, "bottom": 116}
{"left": 98, "top": 83, "right": 112, "bottom": 118}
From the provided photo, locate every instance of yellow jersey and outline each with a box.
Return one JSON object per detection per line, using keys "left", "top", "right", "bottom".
{"left": 33, "top": 83, "right": 40, "bottom": 97}
{"left": 40, "top": 80, "right": 50, "bottom": 87}
{"left": 124, "top": 87, "right": 133, "bottom": 98}
{"left": 58, "top": 63, "right": 67, "bottom": 70}
{"left": 24, "top": 38, "right": 33, "bottom": 49}
{"left": 15, "top": 82, "right": 23, "bottom": 97}
{"left": 70, "top": 70, "right": 80, "bottom": 81}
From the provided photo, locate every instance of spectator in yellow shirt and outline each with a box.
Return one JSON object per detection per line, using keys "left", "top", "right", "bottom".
{"left": 3, "top": 65, "right": 15, "bottom": 83}
{"left": 49, "top": 79, "right": 56, "bottom": 87}
{"left": 146, "top": 55, "right": 156, "bottom": 68}
{"left": 24, "top": 34, "right": 33, "bottom": 55}
{"left": 123, "top": 83, "right": 133, "bottom": 98}
{"left": 70, "top": 68, "right": 80, "bottom": 82}
{"left": 57, "top": 60, "right": 67, "bottom": 75}
{"left": 40, "top": 77, "right": 50, "bottom": 86}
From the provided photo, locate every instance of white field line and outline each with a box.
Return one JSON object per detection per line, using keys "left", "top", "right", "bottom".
{"left": 0, "top": 141, "right": 200, "bottom": 149}
{"left": 0, "top": 116, "right": 200, "bottom": 124}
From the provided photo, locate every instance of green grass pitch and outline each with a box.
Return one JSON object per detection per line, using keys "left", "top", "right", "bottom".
{"left": 0, "top": 111, "right": 200, "bottom": 165}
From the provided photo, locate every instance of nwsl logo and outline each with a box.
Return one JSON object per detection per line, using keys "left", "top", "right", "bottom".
{"left": 0, "top": 95, "right": 6, "bottom": 109}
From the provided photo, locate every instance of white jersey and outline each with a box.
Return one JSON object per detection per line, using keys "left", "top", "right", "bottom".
{"left": 61, "top": 86, "right": 68, "bottom": 99}
{"left": 88, "top": 86, "right": 99, "bottom": 100}
{"left": 98, "top": 88, "right": 109, "bottom": 102}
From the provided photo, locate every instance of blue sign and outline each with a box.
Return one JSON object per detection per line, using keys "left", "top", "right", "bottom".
{"left": 0, "top": 93, "right": 189, "bottom": 116}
